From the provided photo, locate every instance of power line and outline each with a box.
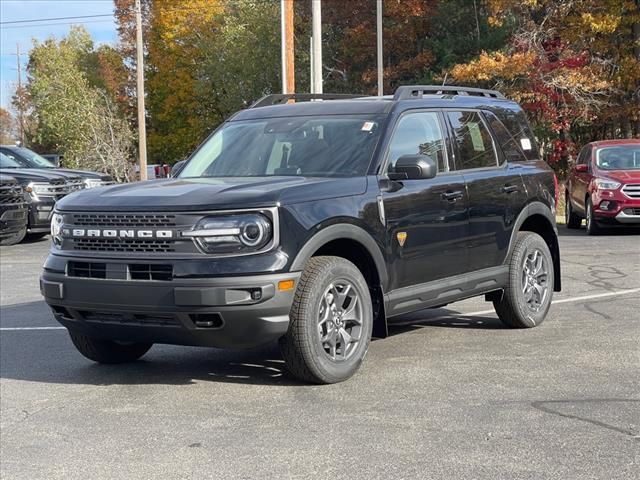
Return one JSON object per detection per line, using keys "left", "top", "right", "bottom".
{"left": 0, "top": 14, "right": 114, "bottom": 25}
{"left": 1, "top": 19, "right": 115, "bottom": 30}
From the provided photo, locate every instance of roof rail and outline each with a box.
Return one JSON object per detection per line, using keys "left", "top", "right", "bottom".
{"left": 393, "top": 85, "right": 505, "bottom": 101}
{"left": 250, "top": 93, "right": 367, "bottom": 109}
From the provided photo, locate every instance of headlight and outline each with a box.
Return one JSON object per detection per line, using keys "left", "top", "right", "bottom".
{"left": 594, "top": 178, "right": 621, "bottom": 190}
{"left": 51, "top": 213, "right": 64, "bottom": 248}
{"left": 25, "top": 182, "right": 52, "bottom": 199}
{"left": 182, "top": 213, "right": 273, "bottom": 254}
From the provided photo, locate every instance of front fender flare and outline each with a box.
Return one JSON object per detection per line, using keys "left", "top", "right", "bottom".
{"left": 290, "top": 223, "right": 389, "bottom": 291}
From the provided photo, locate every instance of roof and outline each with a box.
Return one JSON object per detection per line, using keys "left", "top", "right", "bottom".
{"left": 232, "top": 93, "right": 519, "bottom": 121}
{"left": 589, "top": 139, "right": 640, "bottom": 147}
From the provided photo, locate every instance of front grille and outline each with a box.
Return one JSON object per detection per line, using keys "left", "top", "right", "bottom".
{"left": 73, "top": 238, "right": 175, "bottom": 253}
{"left": 0, "top": 182, "right": 24, "bottom": 204}
{"left": 68, "top": 261, "right": 107, "bottom": 279}
{"left": 129, "top": 264, "right": 173, "bottom": 281}
{"left": 80, "top": 311, "right": 180, "bottom": 327}
{"left": 623, "top": 208, "right": 640, "bottom": 215}
{"left": 67, "top": 261, "right": 173, "bottom": 280}
{"left": 71, "top": 213, "right": 176, "bottom": 228}
{"left": 622, "top": 184, "right": 640, "bottom": 199}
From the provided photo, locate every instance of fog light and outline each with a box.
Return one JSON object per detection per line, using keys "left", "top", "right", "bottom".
{"left": 600, "top": 201, "right": 610, "bottom": 210}
{"left": 278, "top": 279, "right": 295, "bottom": 291}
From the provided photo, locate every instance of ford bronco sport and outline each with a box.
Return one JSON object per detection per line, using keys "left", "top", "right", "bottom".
{"left": 41, "top": 86, "right": 561, "bottom": 384}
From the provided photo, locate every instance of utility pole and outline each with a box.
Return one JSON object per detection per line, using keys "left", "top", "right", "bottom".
{"left": 15, "top": 43, "right": 25, "bottom": 145}
{"left": 376, "top": 0, "right": 383, "bottom": 96}
{"left": 311, "top": 0, "right": 322, "bottom": 94}
{"left": 280, "top": 0, "right": 295, "bottom": 94}
{"left": 135, "top": 0, "right": 148, "bottom": 181}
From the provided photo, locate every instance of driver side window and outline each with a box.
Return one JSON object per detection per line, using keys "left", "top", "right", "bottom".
{"left": 387, "top": 112, "right": 448, "bottom": 174}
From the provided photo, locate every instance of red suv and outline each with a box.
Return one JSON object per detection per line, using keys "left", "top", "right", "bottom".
{"left": 565, "top": 139, "right": 640, "bottom": 234}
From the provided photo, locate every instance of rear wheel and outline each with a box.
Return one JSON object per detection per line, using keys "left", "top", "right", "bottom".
{"left": 494, "top": 232, "right": 554, "bottom": 328}
{"left": 565, "top": 194, "right": 582, "bottom": 229}
{"left": 280, "top": 256, "right": 373, "bottom": 384}
{"left": 69, "top": 331, "right": 152, "bottom": 363}
{"left": 585, "top": 197, "right": 601, "bottom": 235}
{"left": 0, "top": 228, "right": 26, "bottom": 246}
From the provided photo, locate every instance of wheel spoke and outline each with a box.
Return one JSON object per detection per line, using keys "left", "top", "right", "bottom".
{"left": 317, "top": 280, "right": 364, "bottom": 362}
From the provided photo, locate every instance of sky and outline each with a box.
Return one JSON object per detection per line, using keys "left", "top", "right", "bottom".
{"left": 0, "top": 0, "right": 119, "bottom": 110}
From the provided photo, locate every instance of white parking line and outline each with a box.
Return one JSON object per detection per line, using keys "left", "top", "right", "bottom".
{"left": 0, "top": 288, "right": 638, "bottom": 331}
{"left": 459, "top": 288, "right": 640, "bottom": 317}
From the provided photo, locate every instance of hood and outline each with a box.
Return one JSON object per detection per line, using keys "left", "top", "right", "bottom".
{"left": 597, "top": 169, "right": 640, "bottom": 183}
{"left": 0, "top": 174, "right": 18, "bottom": 184}
{"left": 55, "top": 168, "right": 112, "bottom": 181}
{"left": 0, "top": 168, "right": 73, "bottom": 184}
{"left": 56, "top": 176, "right": 368, "bottom": 212}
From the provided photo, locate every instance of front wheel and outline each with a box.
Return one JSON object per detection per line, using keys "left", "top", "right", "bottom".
{"left": 494, "top": 232, "right": 554, "bottom": 328}
{"left": 565, "top": 194, "right": 582, "bottom": 229}
{"left": 585, "top": 198, "right": 601, "bottom": 235}
{"left": 69, "top": 331, "right": 152, "bottom": 363}
{"left": 280, "top": 256, "right": 373, "bottom": 384}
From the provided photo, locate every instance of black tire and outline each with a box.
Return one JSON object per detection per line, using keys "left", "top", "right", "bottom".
{"left": 565, "top": 193, "right": 582, "bottom": 229}
{"left": 280, "top": 256, "right": 373, "bottom": 384}
{"left": 0, "top": 228, "right": 26, "bottom": 246}
{"left": 493, "top": 232, "right": 554, "bottom": 328}
{"left": 69, "top": 331, "right": 152, "bottom": 364}
{"left": 585, "top": 197, "right": 601, "bottom": 236}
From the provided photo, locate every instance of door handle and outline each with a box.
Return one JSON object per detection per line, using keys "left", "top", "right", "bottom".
{"left": 441, "top": 190, "right": 463, "bottom": 202}
{"left": 501, "top": 185, "right": 519, "bottom": 194}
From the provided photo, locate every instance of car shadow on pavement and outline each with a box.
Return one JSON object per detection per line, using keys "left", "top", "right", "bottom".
{"left": 1, "top": 301, "right": 502, "bottom": 387}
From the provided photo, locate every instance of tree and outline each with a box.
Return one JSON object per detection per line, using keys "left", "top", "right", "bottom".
{"left": 25, "top": 26, "right": 135, "bottom": 180}
{"left": 0, "top": 108, "right": 17, "bottom": 144}
{"left": 114, "top": 0, "right": 280, "bottom": 164}
{"left": 450, "top": 0, "right": 640, "bottom": 175}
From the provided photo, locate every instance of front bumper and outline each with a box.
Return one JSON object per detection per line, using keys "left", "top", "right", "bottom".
{"left": 592, "top": 190, "right": 640, "bottom": 225}
{"left": 41, "top": 269, "right": 301, "bottom": 349}
{"left": 27, "top": 198, "right": 56, "bottom": 233}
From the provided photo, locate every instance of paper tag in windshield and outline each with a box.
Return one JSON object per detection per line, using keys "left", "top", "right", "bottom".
{"left": 520, "top": 138, "right": 532, "bottom": 150}
{"left": 361, "top": 122, "right": 375, "bottom": 132}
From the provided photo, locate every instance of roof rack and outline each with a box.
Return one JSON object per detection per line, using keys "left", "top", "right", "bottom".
{"left": 250, "top": 93, "right": 367, "bottom": 109}
{"left": 393, "top": 85, "right": 505, "bottom": 101}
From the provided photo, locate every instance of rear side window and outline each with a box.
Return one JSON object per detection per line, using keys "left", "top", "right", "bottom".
{"left": 447, "top": 111, "right": 498, "bottom": 170}
{"left": 494, "top": 109, "right": 539, "bottom": 160}
{"left": 483, "top": 111, "right": 526, "bottom": 162}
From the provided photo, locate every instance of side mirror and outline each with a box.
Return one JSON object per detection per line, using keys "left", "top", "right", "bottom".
{"left": 390, "top": 154, "right": 437, "bottom": 180}
{"left": 171, "top": 160, "right": 187, "bottom": 177}
{"left": 575, "top": 164, "right": 588, "bottom": 173}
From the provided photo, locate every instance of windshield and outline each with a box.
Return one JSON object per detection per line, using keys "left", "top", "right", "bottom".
{"left": 596, "top": 145, "right": 640, "bottom": 170}
{"left": 3, "top": 147, "right": 56, "bottom": 168}
{"left": 0, "top": 152, "right": 23, "bottom": 168}
{"left": 179, "top": 115, "right": 385, "bottom": 178}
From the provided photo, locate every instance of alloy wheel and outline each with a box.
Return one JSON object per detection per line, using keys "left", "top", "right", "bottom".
{"left": 317, "top": 281, "right": 363, "bottom": 361}
{"left": 521, "top": 249, "right": 549, "bottom": 313}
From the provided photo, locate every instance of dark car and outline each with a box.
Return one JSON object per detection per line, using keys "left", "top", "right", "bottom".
{"left": 0, "top": 145, "right": 114, "bottom": 189}
{"left": 41, "top": 86, "right": 561, "bottom": 384}
{"left": 0, "top": 173, "right": 28, "bottom": 246}
{"left": 565, "top": 139, "right": 640, "bottom": 234}
{"left": 0, "top": 152, "right": 80, "bottom": 239}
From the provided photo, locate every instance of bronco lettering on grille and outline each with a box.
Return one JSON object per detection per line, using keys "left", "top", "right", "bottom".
{"left": 63, "top": 228, "right": 174, "bottom": 239}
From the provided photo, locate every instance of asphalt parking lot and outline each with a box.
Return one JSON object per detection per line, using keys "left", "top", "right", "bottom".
{"left": 1, "top": 227, "right": 639, "bottom": 480}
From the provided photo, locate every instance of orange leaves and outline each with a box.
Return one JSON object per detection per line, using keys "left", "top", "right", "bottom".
{"left": 451, "top": 51, "right": 536, "bottom": 82}
{"left": 152, "top": 0, "right": 222, "bottom": 46}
